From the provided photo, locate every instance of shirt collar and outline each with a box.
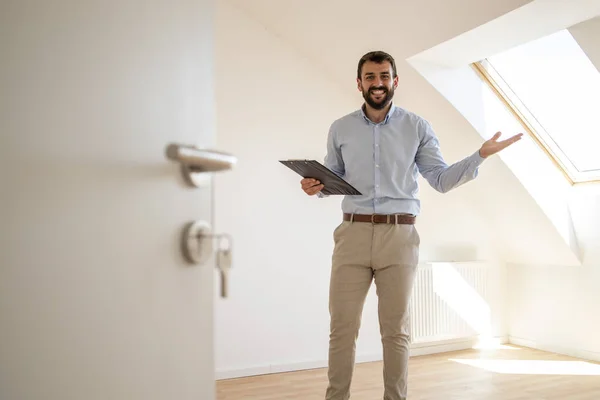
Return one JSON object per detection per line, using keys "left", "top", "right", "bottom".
{"left": 360, "top": 102, "right": 396, "bottom": 125}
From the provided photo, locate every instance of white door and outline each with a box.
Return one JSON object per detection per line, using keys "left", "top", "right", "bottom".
{"left": 0, "top": 1, "right": 220, "bottom": 399}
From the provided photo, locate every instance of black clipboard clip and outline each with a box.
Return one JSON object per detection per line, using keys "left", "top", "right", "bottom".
{"left": 279, "top": 159, "right": 362, "bottom": 195}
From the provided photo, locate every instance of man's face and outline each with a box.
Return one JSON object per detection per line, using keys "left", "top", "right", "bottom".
{"left": 357, "top": 61, "right": 398, "bottom": 110}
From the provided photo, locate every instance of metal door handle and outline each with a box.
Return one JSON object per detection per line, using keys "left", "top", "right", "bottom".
{"left": 166, "top": 143, "right": 237, "bottom": 187}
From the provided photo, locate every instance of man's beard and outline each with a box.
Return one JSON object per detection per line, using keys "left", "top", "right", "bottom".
{"left": 363, "top": 86, "right": 394, "bottom": 110}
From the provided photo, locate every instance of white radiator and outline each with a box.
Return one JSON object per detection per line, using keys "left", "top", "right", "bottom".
{"left": 409, "top": 262, "right": 492, "bottom": 344}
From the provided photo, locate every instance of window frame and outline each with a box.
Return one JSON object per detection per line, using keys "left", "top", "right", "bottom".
{"left": 471, "top": 59, "right": 600, "bottom": 185}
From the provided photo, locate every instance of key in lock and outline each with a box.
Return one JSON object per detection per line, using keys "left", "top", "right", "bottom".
{"left": 181, "top": 221, "right": 233, "bottom": 298}
{"left": 215, "top": 235, "right": 232, "bottom": 298}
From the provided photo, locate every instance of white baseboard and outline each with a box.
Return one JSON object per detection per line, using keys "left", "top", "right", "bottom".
{"left": 410, "top": 336, "right": 480, "bottom": 356}
{"left": 216, "top": 336, "right": 503, "bottom": 380}
{"left": 509, "top": 335, "right": 600, "bottom": 363}
{"left": 216, "top": 359, "right": 328, "bottom": 380}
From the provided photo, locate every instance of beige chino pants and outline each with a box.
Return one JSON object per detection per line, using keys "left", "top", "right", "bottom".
{"left": 325, "top": 219, "right": 420, "bottom": 400}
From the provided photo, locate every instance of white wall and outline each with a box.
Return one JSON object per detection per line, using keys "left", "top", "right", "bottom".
{"left": 506, "top": 16, "right": 600, "bottom": 362}
{"left": 214, "top": 1, "right": 507, "bottom": 379}
{"left": 508, "top": 178, "right": 600, "bottom": 361}
{"left": 213, "top": 1, "right": 353, "bottom": 378}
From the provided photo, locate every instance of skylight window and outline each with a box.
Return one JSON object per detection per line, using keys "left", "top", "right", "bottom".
{"left": 473, "top": 29, "right": 600, "bottom": 184}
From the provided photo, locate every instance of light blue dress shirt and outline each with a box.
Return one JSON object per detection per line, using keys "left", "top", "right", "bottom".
{"left": 320, "top": 104, "right": 485, "bottom": 216}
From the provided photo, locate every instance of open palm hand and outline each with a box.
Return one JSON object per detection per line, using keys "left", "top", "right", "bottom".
{"left": 479, "top": 131, "right": 524, "bottom": 158}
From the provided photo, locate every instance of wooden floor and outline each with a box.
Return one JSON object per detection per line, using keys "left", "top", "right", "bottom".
{"left": 217, "top": 345, "right": 600, "bottom": 399}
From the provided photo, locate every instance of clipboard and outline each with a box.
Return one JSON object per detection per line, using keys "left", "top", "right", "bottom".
{"left": 279, "top": 159, "right": 362, "bottom": 195}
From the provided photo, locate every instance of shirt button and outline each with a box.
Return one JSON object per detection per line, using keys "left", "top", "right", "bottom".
{"left": 376, "top": 164, "right": 379, "bottom": 168}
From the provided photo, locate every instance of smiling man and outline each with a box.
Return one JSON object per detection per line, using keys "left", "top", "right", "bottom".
{"left": 300, "top": 51, "right": 522, "bottom": 400}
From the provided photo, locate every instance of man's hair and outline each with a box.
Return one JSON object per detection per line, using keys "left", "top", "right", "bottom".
{"left": 357, "top": 51, "right": 397, "bottom": 80}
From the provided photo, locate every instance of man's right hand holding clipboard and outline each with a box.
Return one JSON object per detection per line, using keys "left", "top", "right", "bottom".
{"left": 301, "top": 178, "right": 324, "bottom": 196}
{"left": 279, "top": 159, "right": 362, "bottom": 196}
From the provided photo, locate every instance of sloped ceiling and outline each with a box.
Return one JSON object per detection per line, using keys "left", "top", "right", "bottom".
{"left": 570, "top": 16, "right": 600, "bottom": 74}
{"left": 227, "top": 0, "right": 534, "bottom": 86}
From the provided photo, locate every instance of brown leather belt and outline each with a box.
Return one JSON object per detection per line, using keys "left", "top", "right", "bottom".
{"left": 343, "top": 213, "right": 416, "bottom": 225}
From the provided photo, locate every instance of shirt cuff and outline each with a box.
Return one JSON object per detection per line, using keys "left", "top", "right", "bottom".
{"left": 470, "top": 149, "right": 486, "bottom": 167}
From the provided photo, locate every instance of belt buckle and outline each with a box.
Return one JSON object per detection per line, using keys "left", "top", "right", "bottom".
{"left": 371, "top": 214, "right": 376, "bottom": 224}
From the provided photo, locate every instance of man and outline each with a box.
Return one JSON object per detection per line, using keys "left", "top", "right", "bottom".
{"left": 300, "top": 51, "right": 522, "bottom": 400}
